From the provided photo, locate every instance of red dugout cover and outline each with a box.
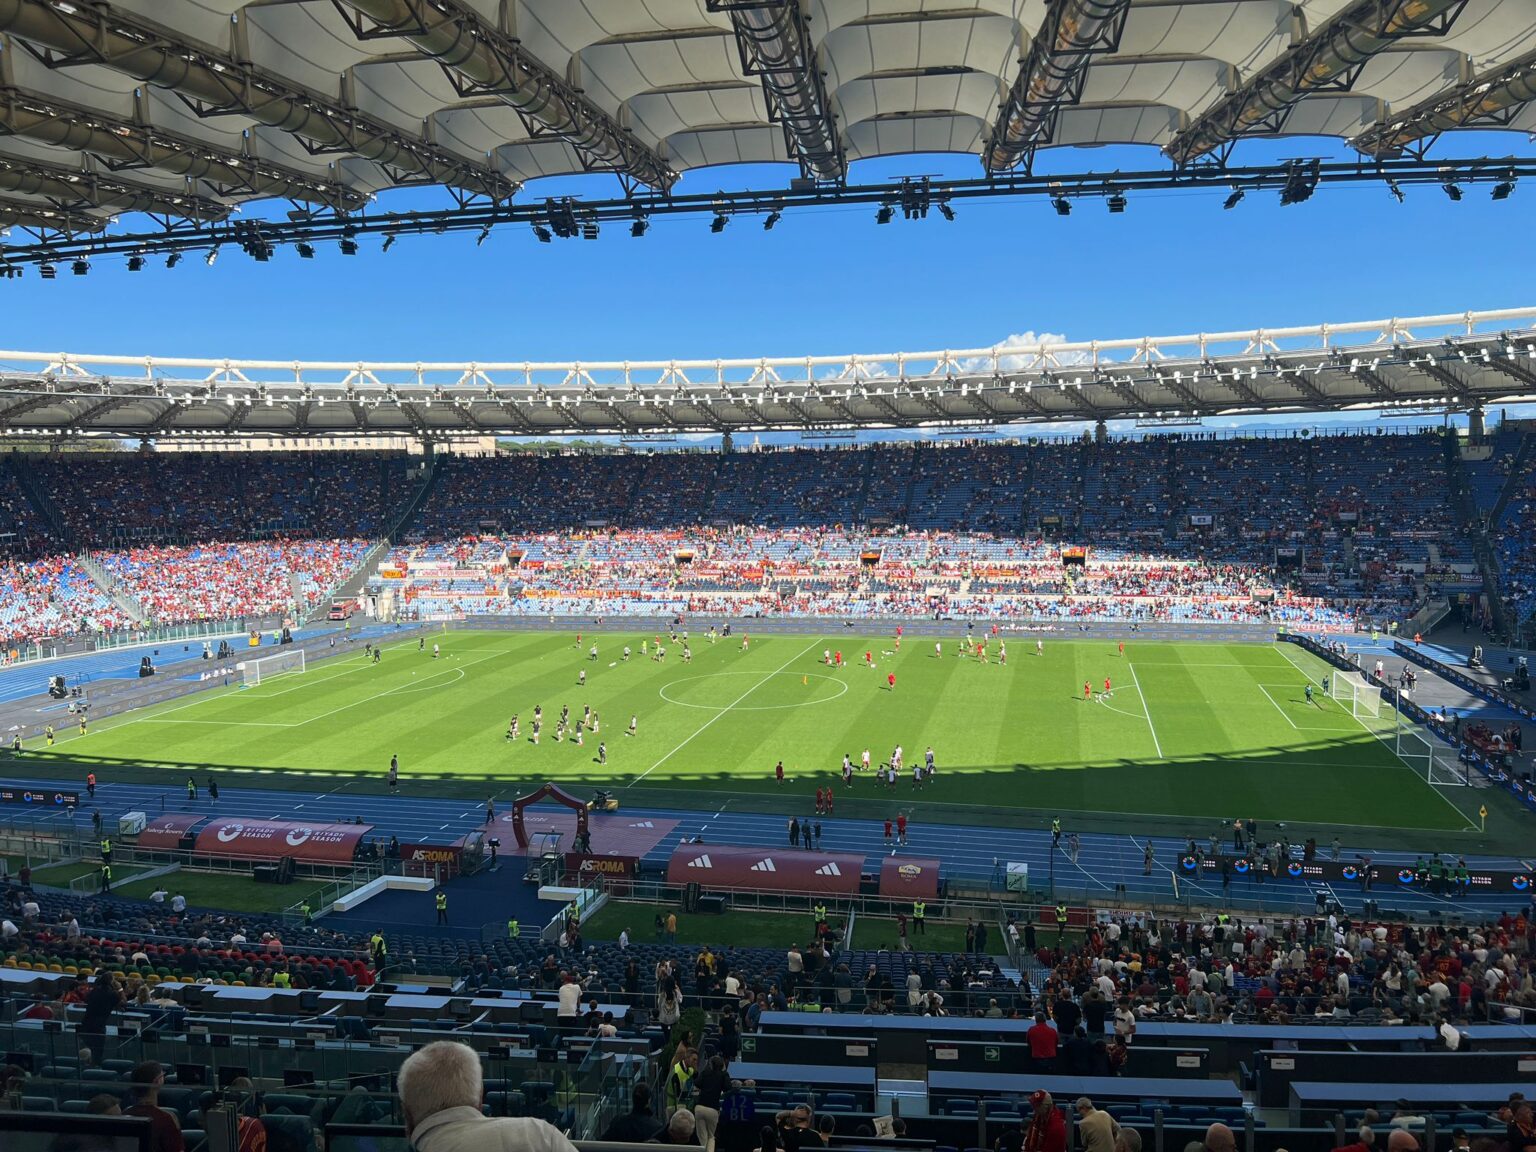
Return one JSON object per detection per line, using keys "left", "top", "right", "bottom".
{"left": 666, "top": 844, "right": 863, "bottom": 894}
{"left": 135, "top": 813, "right": 207, "bottom": 850}
{"left": 878, "top": 856, "right": 941, "bottom": 899}
{"left": 192, "top": 818, "right": 372, "bottom": 863}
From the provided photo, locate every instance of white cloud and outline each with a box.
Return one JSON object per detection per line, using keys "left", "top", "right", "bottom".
{"left": 957, "top": 329, "right": 1090, "bottom": 375}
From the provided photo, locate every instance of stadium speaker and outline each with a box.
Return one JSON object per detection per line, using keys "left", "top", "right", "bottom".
{"left": 684, "top": 882, "right": 700, "bottom": 913}
{"left": 298, "top": 990, "right": 322, "bottom": 1012}
{"left": 366, "top": 994, "right": 389, "bottom": 1016}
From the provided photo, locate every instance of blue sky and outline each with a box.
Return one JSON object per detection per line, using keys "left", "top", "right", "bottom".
{"left": 2, "top": 133, "right": 1531, "bottom": 367}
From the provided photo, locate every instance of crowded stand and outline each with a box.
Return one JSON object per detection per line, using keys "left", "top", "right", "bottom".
{"left": 380, "top": 430, "right": 1481, "bottom": 630}
{"left": 1490, "top": 440, "right": 1536, "bottom": 630}
{"left": 0, "top": 427, "right": 1515, "bottom": 643}
{"left": 0, "top": 451, "right": 415, "bottom": 635}
{"left": 0, "top": 463, "right": 45, "bottom": 558}
{"left": 5, "top": 854, "right": 1536, "bottom": 1152}
{"left": 95, "top": 539, "right": 373, "bottom": 624}
{"left": 0, "top": 555, "right": 125, "bottom": 652}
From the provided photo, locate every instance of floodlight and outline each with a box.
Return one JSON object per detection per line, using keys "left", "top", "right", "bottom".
{"left": 710, "top": 213, "right": 728, "bottom": 233}
{"left": 1442, "top": 182, "right": 1462, "bottom": 201}
{"left": 476, "top": 226, "right": 491, "bottom": 246}
{"left": 381, "top": 234, "right": 397, "bottom": 252}
{"left": 630, "top": 216, "right": 649, "bottom": 237}
{"left": 127, "top": 255, "right": 144, "bottom": 272}
{"left": 39, "top": 263, "right": 56, "bottom": 279}
{"left": 1223, "top": 188, "right": 1244, "bottom": 210}
{"left": 1492, "top": 176, "right": 1515, "bottom": 201}
{"left": 339, "top": 238, "right": 358, "bottom": 255}
{"left": 166, "top": 252, "right": 182, "bottom": 268}
{"left": 296, "top": 242, "right": 316, "bottom": 258}
{"left": 532, "top": 224, "right": 552, "bottom": 243}
{"left": 1106, "top": 192, "right": 1126, "bottom": 213}
{"left": 205, "top": 248, "right": 219, "bottom": 266}
{"left": 875, "top": 204, "right": 894, "bottom": 224}
{"left": 763, "top": 210, "right": 781, "bottom": 230}
{"left": 938, "top": 201, "right": 955, "bottom": 221}
{"left": 1051, "top": 196, "right": 1071, "bottom": 216}
{"left": 1387, "top": 181, "right": 1404, "bottom": 203}
{"left": 71, "top": 259, "right": 89, "bottom": 276}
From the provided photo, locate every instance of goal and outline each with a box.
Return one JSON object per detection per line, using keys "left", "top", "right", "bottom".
{"left": 241, "top": 648, "right": 306, "bottom": 687}
{"left": 1393, "top": 721, "right": 1471, "bottom": 787}
{"left": 1327, "top": 669, "right": 1380, "bottom": 719}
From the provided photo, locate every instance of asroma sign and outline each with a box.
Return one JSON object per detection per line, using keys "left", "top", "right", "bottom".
{"left": 566, "top": 853, "right": 637, "bottom": 886}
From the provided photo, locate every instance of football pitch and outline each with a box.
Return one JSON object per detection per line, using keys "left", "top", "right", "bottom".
{"left": 42, "top": 629, "right": 1475, "bottom": 833}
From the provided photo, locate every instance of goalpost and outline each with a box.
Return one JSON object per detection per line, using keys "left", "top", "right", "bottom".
{"left": 1393, "top": 718, "right": 1471, "bottom": 787}
{"left": 240, "top": 648, "right": 306, "bottom": 688}
{"left": 1326, "top": 669, "right": 1380, "bottom": 720}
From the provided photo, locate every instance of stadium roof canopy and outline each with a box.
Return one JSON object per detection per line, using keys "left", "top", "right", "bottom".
{"left": 2, "top": 308, "right": 1535, "bottom": 439}
{"left": 0, "top": 0, "right": 1534, "bottom": 233}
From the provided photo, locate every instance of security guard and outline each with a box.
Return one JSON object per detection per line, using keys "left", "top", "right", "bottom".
{"left": 370, "top": 931, "right": 388, "bottom": 973}
{"left": 1051, "top": 817, "right": 1061, "bottom": 845}
{"left": 187, "top": 777, "right": 197, "bottom": 801}
{"left": 435, "top": 889, "right": 448, "bottom": 925}
{"left": 507, "top": 918, "right": 520, "bottom": 939}
{"left": 273, "top": 968, "right": 292, "bottom": 989}
{"left": 44, "top": 725, "right": 54, "bottom": 747}
{"left": 1055, "top": 902, "right": 1069, "bottom": 939}
{"left": 99, "top": 863, "right": 112, "bottom": 894}
{"left": 813, "top": 901, "right": 827, "bottom": 925}
{"left": 300, "top": 901, "right": 313, "bottom": 925}
{"left": 913, "top": 900, "right": 926, "bottom": 935}
{"left": 100, "top": 837, "right": 112, "bottom": 864}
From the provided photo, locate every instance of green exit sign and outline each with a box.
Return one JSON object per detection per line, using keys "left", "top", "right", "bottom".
{"left": 742, "top": 1037, "right": 757, "bottom": 1054}
{"left": 984, "top": 1046, "right": 1001, "bottom": 1062}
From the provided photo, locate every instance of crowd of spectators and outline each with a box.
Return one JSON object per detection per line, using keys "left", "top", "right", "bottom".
{"left": 96, "top": 539, "right": 372, "bottom": 624}
{"left": 0, "top": 556, "right": 125, "bottom": 653}
{"left": 380, "top": 431, "right": 1472, "bottom": 628}
{"left": 0, "top": 429, "right": 1497, "bottom": 642}
{"left": 29, "top": 450, "right": 411, "bottom": 546}
{"left": 1031, "top": 908, "right": 1536, "bottom": 1032}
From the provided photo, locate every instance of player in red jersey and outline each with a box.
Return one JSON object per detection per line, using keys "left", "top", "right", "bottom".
{"left": 775, "top": 760, "right": 785, "bottom": 785}
{"left": 1104, "top": 676, "right": 1113, "bottom": 698}
{"left": 887, "top": 671, "right": 896, "bottom": 691}
{"left": 1084, "top": 680, "right": 1092, "bottom": 700}
{"left": 1118, "top": 640, "right": 1125, "bottom": 657}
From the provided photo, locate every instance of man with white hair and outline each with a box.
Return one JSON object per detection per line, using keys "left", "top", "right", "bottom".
{"left": 399, "top": 1041, "right": 577, "bottom": 1152}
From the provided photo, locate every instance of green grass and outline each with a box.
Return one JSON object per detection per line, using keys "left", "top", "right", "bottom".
{"left": 582, "top": 901, "right": 819, "bottom": 950}
{"left": 111, "top": 871, "right": 312, "bottom": 915}
{"left": 28, "top": 629, "right": 1476, "bottom": 833}
{"left": 854, "top": 916, "right": 975, "bottom": 954}
{"left": 31, "top": 860, "right": 154, "bottom": 888}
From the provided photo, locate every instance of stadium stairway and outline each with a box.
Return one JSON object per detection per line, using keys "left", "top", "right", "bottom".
{"left": 1488, "top": 430, "right": 1535, "bottom": 527}
{"left": 5, "top": 453, "right": 71, "bottom": 542}
{"left": 76, "top": 552, "right": 149, "bottom": 624}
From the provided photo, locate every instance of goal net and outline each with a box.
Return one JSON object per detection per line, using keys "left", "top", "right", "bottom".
{"left": 1393, "top": 720, "right": 1470, "bottom": 787}
{"left": 1327, "top": 670, "right": 1380, "bottom": 719}
{"left": 241, "top": 648, "right": 306, "bottom": 688}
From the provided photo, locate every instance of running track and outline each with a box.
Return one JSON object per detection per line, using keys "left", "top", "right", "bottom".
{"left": 1, "top": 773, "right": 1529, "bottom": 918}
